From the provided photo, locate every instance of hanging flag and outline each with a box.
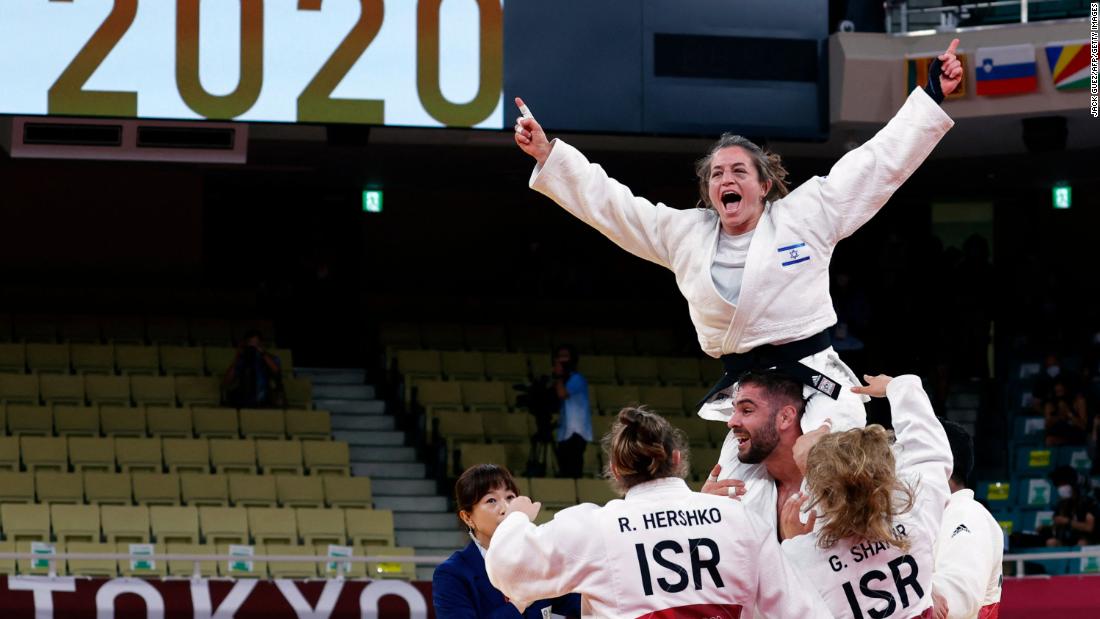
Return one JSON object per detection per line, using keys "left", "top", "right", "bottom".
{"left": 975, "top": 44, "right": 1037, "bottom": 96}
{"left": 1044, "top": 41, "right": 1090, "bottom": 90}
{"left": 906, "top": 53, "right": 968, "bottom": 100}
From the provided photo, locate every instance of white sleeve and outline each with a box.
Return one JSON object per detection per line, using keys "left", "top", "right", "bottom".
{"left": 529, "top": 139, "right": 685, "bottom": 269}
{"left": 886, "top": 375, "right": 953, "bottom": 534}
{"left": 485, "top": 507, "right": 601, "bottom": 612}
{"left": 797, "top": 87, "right": 954, "bottom": 245}
{"left": 750, "top": 514, "right": 832, "bottom": 619}
{"left": 933, "top": 503, "right": 997, "bottom": 619}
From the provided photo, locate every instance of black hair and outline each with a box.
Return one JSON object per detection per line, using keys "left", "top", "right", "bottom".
{"left": 938, "top": 418, "right": 973, "bottom": 488}
{"left": 554, "top": 343, "right": 579, "bottom": 374}
{"left": 736, "top": 368, "right": 806, "bottom": 415}
{"left": 454, "top": 464, "right": 520, "bottom": 531}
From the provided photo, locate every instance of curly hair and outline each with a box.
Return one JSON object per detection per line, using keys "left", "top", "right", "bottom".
{"left": 602, "top": 406, "right": 689, "bottom": 494}
{"left": 804, "top": 425, "right": 916, "bottom": 552}
{"left": 694, "top": 134, "right": 790, "bottom": 209}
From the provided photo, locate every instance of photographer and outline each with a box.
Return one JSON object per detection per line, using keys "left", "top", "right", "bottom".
{"left": 223, "top": 329, "right": 285, "bottom": 408}
{"left": 552, "top": 345, "right": 591, "bottom": 479}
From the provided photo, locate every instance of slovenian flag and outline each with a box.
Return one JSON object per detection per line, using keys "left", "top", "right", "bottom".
{"left": 1045, "top": 41, "right": 1090, "bottom": 90}
{"left": 975, "top": 44, "right": 1037, "bottom": 96}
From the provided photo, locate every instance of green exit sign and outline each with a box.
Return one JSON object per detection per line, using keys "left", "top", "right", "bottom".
{"left": 1052, "top": 185, "right": 1071, "bottom": 209}
{"left": 362, "top": 190, "right": 383, "bottom": 213}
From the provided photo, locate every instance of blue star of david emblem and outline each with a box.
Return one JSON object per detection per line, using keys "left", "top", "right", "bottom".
{"left": 789, "top": 249, "right": 800, "bottom": 260}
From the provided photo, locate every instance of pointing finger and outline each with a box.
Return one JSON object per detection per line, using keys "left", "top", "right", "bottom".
{"left": 945, "top": 38, "right": 959, "bottom": 57}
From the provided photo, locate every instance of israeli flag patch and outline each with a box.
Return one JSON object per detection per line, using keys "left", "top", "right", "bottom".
{"left": 777, "top": 242, "right": 810, "bottom": 267}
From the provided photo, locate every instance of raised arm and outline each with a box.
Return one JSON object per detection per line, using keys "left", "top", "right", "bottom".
{"left": 513, "top": 98, "right": 681, "bottom": 269}
{"left": 798, "top": 40, "right": 960, "bottom": 245}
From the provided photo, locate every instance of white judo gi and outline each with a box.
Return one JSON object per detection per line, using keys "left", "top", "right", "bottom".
{"left": 779, "top": 375, "right": 953, "bottom": 619}
{"left": 485, "top": 477, "right": 831, "bottom": 619}
{"left": 932, "top": 489, "right": 1004, "bottom": 618}
{"left": 527, "top": 87, "right": 954, "bottom": 500}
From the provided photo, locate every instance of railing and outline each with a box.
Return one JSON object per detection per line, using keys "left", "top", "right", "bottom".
{"left": 1004, "top": 548, "right": 1100, "bottom": 576}
{"left": 886, "top": 0, "right": 1082, "bottom": 33}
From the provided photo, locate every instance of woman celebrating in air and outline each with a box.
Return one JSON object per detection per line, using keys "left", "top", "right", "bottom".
{"left": 514, "top": 40, "right": 963, "bottom": 513}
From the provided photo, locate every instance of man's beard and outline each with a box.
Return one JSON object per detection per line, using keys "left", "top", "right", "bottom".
{"left": 738, "top": 415, "right": 780, "bottom": 464}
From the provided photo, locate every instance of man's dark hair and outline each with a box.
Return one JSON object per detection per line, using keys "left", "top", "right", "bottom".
{"left": 554, "top": 344, "right": 579, "bottom": 374}
{"left": 242, "top": 329, "right": 264, "bottom": 343}
{"left": 736, "top": 369, "right": 805, "bottom": 415}
{"left": 938, "top": 418, "right": 973, "bottom": 488}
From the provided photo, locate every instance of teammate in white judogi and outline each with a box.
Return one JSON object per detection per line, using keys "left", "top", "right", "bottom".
{"left": 486, "top": 407, "right": 830, "bottom": 619}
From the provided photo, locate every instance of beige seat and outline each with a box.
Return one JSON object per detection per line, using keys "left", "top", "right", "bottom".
{"left": 442, "top": 351, "right": 486, "bottom": 381}
{"left": 0, "top": 471, "right": 34, "bottom": 503}
{"left": 163, "top": 437, "right": 210, "bottom": 474}
{"left": 296, "top": 507, "right": 347, "bottom": 546}
{"left": 481, "top": 411, "right": 530, "bottom": 443}
{"left": 576, "top": 478, "right": 619, "bottom": 505}
{"left": 257, "top": 439, "right": 303, "bottom": 475}
{"left": 210, "top": 438, "right": 256, "bottom": 475}
{"left": 21, "top": 436, "right": 68, "bottom": 472}
{"left": 130, "top": 375, "right": 176, "bottom": 407}
{"left": 323, "top": 476, "right": 372, "bottom": 509}
{"left": 616, "top": 356, "right": 661, "bottom": 385}
{"left": 247, "top": 507, "right": 298, "bottom": 545}
{"left": 456, "top": 443, "right": 508, "bottom": 472}
{"left": 365, "top": 545, "right": 417, "bottom": 581}
{"left": 54, "top": 405, "right": 100, "bottom": 437}
{"left": 675, "top": 416, "right": 713, "bottom": 448}
{"left": 26, "top": 343, "right": 71, "bottom": 374}
{"left": 15, "top": 540, "right": 56, "bottom": 575}
{"left": 240, "top": 409, "right": 286, "bottom": 440}
{"left": 132, "top": 472, "right": 180, "bottom": 505}
{"left": 51, "top": 503, "right": 100, "bottom": 543}
{"left": 166, "top": 542, "right": 218, "bottom": 577}
{"left": 85, "top": 471, "right": 132, "bottom": 505}
{"left": 160, "top": 345, "right": 204, "bottom": 376}
{"left": 530, "top": 477, "right": 577, "bottom": 510}
{"left": 203, "top": 347, "right": 236, "bottom": 376}
{"left": 35, "top": 471, "right": 84, "bottom": 504}
{"left": 658, "top": 357, "right": 702, "bottom": 386}
{"left": 463, "top": 325, "right": 510, "bottom": 351}
{"left": 66, "top": 541, "right": 118, "bottom": 578}
{"left": 433, "top": 410, "right": 485, "bottom": 446}
{"left": 0, "top": 343, "right": 27, "bottom": 374}
{"left": 7, "top": 404, "right": 53, "bottom": 436}
{"left": 284, "top": 409, "right": 331, "bottom": 441}
{"left": 0, "top": 374, "right": 38, "bottom": 405}
{"left": 276, "top": 475, "right": 325, "bottom": 508}
{"left": 265, "top": 543, "right": 317, "bottom": 579}
{"left": 315, "top": 542, "right": 365, "bottom": 579}
{"left": 635, "top": 330, "right": 681, "bottom": 356}
{"left": 71, "top": 344, "right": 115, "bottom": 376}
{"left": 595, "top": 385, "right": 642, "bottom": 416}
{"left": 1, "top": 503, "right": 50, "bottom": 542}
{"left": 482, "top": 352, "right": 530, "bottom": 383}
{"left": 577, "top": 355, "right": 618, "bottom": 385}
{"left": 146, "top": 405, "right": 192, "bottom": 438}
{"left": 99, "top": 405, "right": 146, "bottom": 437}
{"left": 115, "top": 437, "right": 163, "bottom": 473}
{"left": 100, "top": 316, "right": 145, "bottom": 344}
{"left": 85, "top": 375, "right": 132, "bottom": 407}
{"left": 117, "top": 541, "right": 167, "bottom": 578}
{"left": 0, "top": 540, "right": 16, "bottom": 575}
{"left": 228, "top": 473, "right": 277, "bottom": 507}
{"left": 691, "top": 448, "right": 722, "bottom": 481}
{"left": 101, "top": 505, "right": 151, "bottom": 543}
{"left": 284, "top": 376, "right": 313, "bottom": 410}
{"left": 180, "top": 472, "right": 229, "bottom": 506}
{"left": 199, "top": 506, "right": 249, "bottom": 545}
{"left": 69, "top": 436, "right": 115, "bottom": 472}
{"left": 217, "top": 542, "right": 266, "bottom": 578}
{"left": 414, "top": 380, "right": 463, "bottom": 416}
{"left": 39, "top": 374, "right": 84, "bottom": 406}
{"left": 394, "top": 350, "right": 443, "bottom": 382}
{"left": 0, "top": 437, "right": 18, "bottom": 471}
{"left": 192, "top": 407, "right": 239, "bottom": 439}
{"left": 176, "top": 376, "right": 221, "bottom": 408}
{"left": 639, "top": 385, "right": 685, "bottom": 417}
{"left": 461, "top": 381, "right": 510, "bottom": 413}
{"left": 150, "top": 505, "right": 200, "bottom": 544}
{"left": 302, "top": 440, "right": 350, "bottom": 476}
{"left": 345, "top": 509, "right": 395, "bottom": 548}
{"left": 189, "top": 319, "right": 232, "bottom": 346}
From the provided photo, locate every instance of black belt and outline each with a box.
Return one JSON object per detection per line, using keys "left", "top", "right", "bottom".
{"left": 697, "top": 330, "right": 842, "bottom": 409}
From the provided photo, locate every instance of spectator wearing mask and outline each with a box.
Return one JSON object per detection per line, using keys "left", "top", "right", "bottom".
{"left": 1043, "top": 465, "right": 1099, "bottom": 547}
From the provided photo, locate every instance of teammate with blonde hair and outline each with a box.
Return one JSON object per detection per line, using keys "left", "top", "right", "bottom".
{"left": 779, "top": 374, "right": 952, "bottom": 619}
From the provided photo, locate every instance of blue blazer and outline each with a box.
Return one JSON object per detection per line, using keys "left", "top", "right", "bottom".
{"left": 432, "top": 541, "right": 580, "bottom": 619}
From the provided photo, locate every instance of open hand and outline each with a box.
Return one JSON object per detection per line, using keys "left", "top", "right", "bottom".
{"left": 851, "top": 374, "right": 894, "bottom": 398}
{"left": 938, "top": 38, "right": 963, "bottom": 97}
{"left": 700, "top": 464, "right": 746, "bottom": 500}
{"left": 513, "top": 97, "right": 552, "bottom": 167}
{"left": 779, "top": 492, "right": 817, "bottom": 541}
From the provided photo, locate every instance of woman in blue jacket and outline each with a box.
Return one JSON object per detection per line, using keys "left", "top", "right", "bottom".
{"left": 433, "top": 463, "right": 580, "bottom": 618}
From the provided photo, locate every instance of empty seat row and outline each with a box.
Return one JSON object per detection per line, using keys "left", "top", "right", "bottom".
{"left": 0, "top": 315, "right": 273, "bottom": 348}
{"left": 0, "top": 539, "right": 414, "bottom": 580}
{"left": 0, "top": 470, "right": 371, "bottom": 508}
{"left": 0, "top": 503, "right": 393, "bottom": 548}
{"left": 0, "top": 374, "right": 312, "bottom": 409}
{"left": 0, "top": 436, "right": 349, "bottom": 476}
{"left": 0, "top": 342, "right": 293, "bottom": 376}
{"left": 381, "top": 322, "right": 689, "bottom": 356}
{"left": 396, "top": 349, "right": 717, "bottom": 387}
{"left": 0, "top": 404, "right": 330, "bottom": 440}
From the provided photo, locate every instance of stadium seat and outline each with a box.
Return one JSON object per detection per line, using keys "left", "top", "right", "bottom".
{"left": 394, "top": 350, "right": 443, "bottom": 381}
{"left": 707, "top": 421, "right": 731, "bottom": 447}
{"left": 0, "top": 437, "right": 17, "bottom": 472}
{"left": 240, "top": 409, "right": 286, "bottom": 439}
{"left": 533, "top": 507, "right": 560, "bottom": 526}
{"left": 164, "top": 438, "right": 210, "bottom": 474}
{"left": 35, "top": 471, "right": 84, "bottom": 504}
{"left": 204, "top": 346, "right": 236, "bottom": 376}
{"left": 481, "top": 411, "right": 529, "bottom": 443}
{"left": 1019, "top": 477, "right": 1054, "bottom": 509}
{"left": 681, "top": 386, "right": 711, "bottom": 413}
{"left": 228, "top": 473, "right": 278, "bottom": 507}
{"left": 276, "top": 475, "right": 325, "bottom": 508}
{"left": 323, "top": 476, "right": 372, "bottom": 509}
{"left": 1, "top": 503, "right": 50, "bottom": 542}
{"left": 66, "top": 541, "right": 117, "bottom": 578}
{"left": 1015, "top": 447, "right": 1055, "bottom": 476}
{"left": 595, "top": 385, "right": 641, "bottom": 415}
{"left": 284, "top": 409, "right": 331, "bottom": 441}
{"left": 674, "top": 416, "right": 713, "bottom": 448}
{"left": 265, "top": 543, "right": 317, "bottom": 579}
{"left": 503, "top": 442, "right": 532, "bottom": 475}
{"left": 530, "top": 478, "right": 577, "bottom": 509}
{"left": 39, "top": 374, "right": 84, "bottom": 406}
{"left": 365, "top": 545, "right": 417, "bottom": 581}
{"left": 130, "top": 376, "right": 176, "bottom": 407}
{"left": 0, "top": 540, "right": 13, "bottom": 575}
{"left": 415, "top": 380, "right": 463, "bottom": 418}
{"left": 15, "top": 540, "right": 55, "bottom": 575}
{"left": 507, "top": 325, "right": 550, "bottom": 353}
{"left": 150, "top": 505, "right": 200, "bottom": 544}
{"left": 583, "top": 447, "right": 602, "bottom": 478}
{"left": 180, "top": 473, "right": 229, "bottom": 506}
{"left": 51, "top": 504, "right": 100, "bottom": 543}
{"left": 217, "top": 544, "right": 262, "bottom": 578}
{"left": 592, "top": 329, "right": 636, "bottom": 356}
{"left": 69, "top": 436, "right": 115, "bottom": 472}
{"left": 85, "top": 471, "right": 132, "bottom": 505}
{"left": 296, "top": 507, "right": 347, "bottom": 546}
{"left": 166, "top": 542, "right": 218, "bottom": 577}
{"left": 100, "top": 316, "right": 145, "bottom": 344}
{"left": 71, "top": 344, "right": 115, "bottom": 375}
{"left": 116, "top": 437, "right": 163, "bottom": 473}
{"left": 433, "top": 410, "right": 486, "bottom": 445}
{"left": 210, "top": 438, "right": 256, "bottom": 475}
{"left": 7, "top": 404, "right": 53, "bottom": 436}
{"left": 977, "top": 480, "right": 1014, "bottom": 511}
{"left": 146, "top": 316, "right": 189, "bottom": 345}
{"left": 176, "top": 377, "right": 221, "bottom": 408}
{"left": 345, "top": 509, "right": 395, "bottom": 547}
{"left": 270, "top": 348, "right": 294, "bottom": 374}
{"left": 1055, "top": 446, "right": 1092, "bottom": 472}
{"left": 420, "top": 324, "right": 465, "bottom": 351}
{"left": 639, "top": 385, "right": 685, "bottom": 417}
{"left": 101, "top": 505, "right": 150, "bottom": 543}
{"left": 442, "top": 351, "right": 486, "bottom": 381}
{"left": 199, "top": 506, "right": 249, "bottom": 545}
{"left": 379, "top": 323, "right": 422, "bottom": 355}
{"left": 691, "top": 448, "right": 722, "bottom": 480}
{"left": 616, "top": 356, "right": 660, "bottom": 385}
{"left": 189, "top": 318, "right": 233, "bottom": 347}
{"left": 0, "top": 374, "right": 39, "bottom": 405}
{"left": 0, "top": 343, "right": 27, "bottom": 373}
{"left": 146, "top": 405, "right": 192, "bottom": 437}
{"left": 26, "top": 343, "right": 70, "bottom": 374}
{"left": 461, "top": 381, "right": 510, "bottom": 412}
{"left": 100, "top": 405, "right": 146, "bottom": 437}
{"left": 0, "top": 471, "right": 35, "bottom": 503}
{"left": 525, "top": 352, "right": 551, "bottom": 378}
{"left": 248, "top": 507, "right": 298, "bottom": 545}
{"left": 578, "top": 355, "right": 618, "bottom": 385}
{"left": 285, "top": 376, "right": 313, "bottom": 409}
{"left": 303, "top": 440, "right": 350, "bottom": 476}
{"left": 160, "top": 345, "right": 204, "bottom": 376}
{"left": 591, "top": 415, "right": 615, "bottom": 441}
{"left": 54, "top": 405, "right": 100, "bottom": 437}
{"left": 115, "top": 345, "right": 160, "bottom": 375}
{"left": 483, "top": 352, "right": 530, "bottom": 383}
{"left": 133, "top": 472, "right": 181, "bottom": 505}
{"left": 257, "top": 439, "right": 304, "bottom": 475}
{"left": 456, "top": 443, "right": 508, "bottom": 473}
{"left": 116, "top": 541, "right": 167, "bottom": 578}
{"left": 21, "top": 436, "right": 68, "bottom": 472}
{"left": 85, "top": 375, "right": 132, "bottom": 407}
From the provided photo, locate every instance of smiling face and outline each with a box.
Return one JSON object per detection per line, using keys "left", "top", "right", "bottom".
{"left": 707, "top": 146, "right": 771, "bottom": 235}
{"left": 727, "top": 383, "right": 783, "bottom": 464}
{"left": 459, "top": 484, "right": 516, "bottom": 549}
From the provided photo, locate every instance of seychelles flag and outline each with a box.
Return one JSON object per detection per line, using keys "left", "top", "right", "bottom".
{"left": 975, "top": 44, "right": 1037, "bottom": 96}
{"left": 1045, "top": 41, "right": 1090, "bottom": 90}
